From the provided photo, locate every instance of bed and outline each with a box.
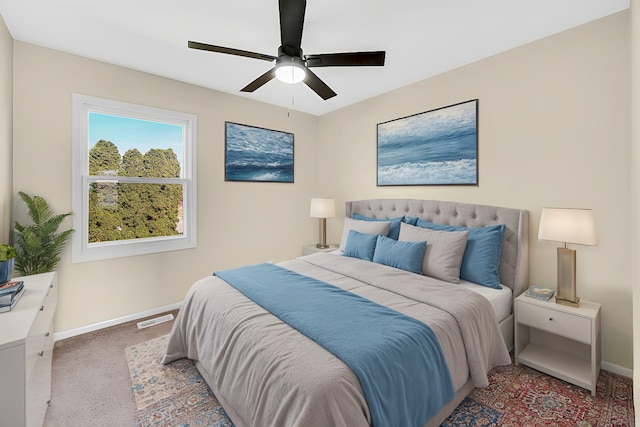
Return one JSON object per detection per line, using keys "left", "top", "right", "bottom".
{"left": 163, "top": 198, "right": 529, "bottom": 427}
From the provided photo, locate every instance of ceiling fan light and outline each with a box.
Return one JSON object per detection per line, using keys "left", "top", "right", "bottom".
{"left": 275, "top": 63, "right": 306, "bottom": 84}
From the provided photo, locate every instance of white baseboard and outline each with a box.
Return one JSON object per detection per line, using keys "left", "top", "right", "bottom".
{"left": 53, "top": 302, "right": 183, "bottom": 342}
{"left": 601, "top": 360, "right": 633, "bottom": 379}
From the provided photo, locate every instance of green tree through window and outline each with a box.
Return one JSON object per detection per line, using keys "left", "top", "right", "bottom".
{"left": 88, "top": 142, "right": 183, "bottom": 243}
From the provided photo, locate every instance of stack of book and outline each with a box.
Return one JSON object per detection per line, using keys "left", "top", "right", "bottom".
{"left": 0, "top": 280, "right": 25, "bottom": 313}
{"left": 524, "top": 285, "right": 555, "bottom": 301}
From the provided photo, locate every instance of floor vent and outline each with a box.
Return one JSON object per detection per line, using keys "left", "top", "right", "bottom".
{"left": 136, "top": 313, "right": 174, "bottom": 329}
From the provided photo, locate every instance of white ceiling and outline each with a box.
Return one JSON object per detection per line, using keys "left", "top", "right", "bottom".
{"left": 0, "top": 0, "right": 630, "bottom": 116}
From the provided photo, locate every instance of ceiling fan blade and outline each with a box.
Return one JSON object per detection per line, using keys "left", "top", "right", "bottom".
{"left": 303, "top": 68, "right": 337, "bottom": 100}
{"left": 188, "top": 41, "right": 276, "bottom": 62}
{"left": 279, "top": 0, "right": 306, "bottom": 54}
{"left": 240, "top": 67, "right": 277, "bottom": 93}
{"left": 305, "top": 51, "right": 386, "bottom": 67}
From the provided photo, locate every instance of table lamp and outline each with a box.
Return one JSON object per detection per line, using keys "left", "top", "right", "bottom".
{"left": 538, "top": 207, "right": 597, "bottom": 307}
{"left": 310, "top": 198, "right": 335, "bottom": 249}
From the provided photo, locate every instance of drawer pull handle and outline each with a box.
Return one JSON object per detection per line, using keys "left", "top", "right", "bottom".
{"left": 38, "top": 351, "right": 44, "bottom": 357}
{"left": 39, "top": 306, "right": 44, "bottom": 311}
{"left": 549, "top": 317, "right": 553, "bottom": 321}
{"left": 44, "top": 332, "right": 50, "bottom": 337}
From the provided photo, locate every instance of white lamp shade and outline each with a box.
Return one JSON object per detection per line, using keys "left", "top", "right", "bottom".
{"left": 310, "top": 198, "right": 335, "bottom": 218}
{"left": 538, "top": 208, "right": 597, "bottom": 246}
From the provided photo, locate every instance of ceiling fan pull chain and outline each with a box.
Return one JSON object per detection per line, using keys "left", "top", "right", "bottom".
{"left": 288, "top": 86, "right": 294, "bottom": 118}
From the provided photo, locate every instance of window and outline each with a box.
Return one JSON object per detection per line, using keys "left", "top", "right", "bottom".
{"left": 72, "top": 94, "right": 197, "bottom": 262}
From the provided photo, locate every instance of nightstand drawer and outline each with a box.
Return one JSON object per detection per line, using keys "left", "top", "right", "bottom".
{"left": 518, "top": 301, "right": 591, "bottom": 344}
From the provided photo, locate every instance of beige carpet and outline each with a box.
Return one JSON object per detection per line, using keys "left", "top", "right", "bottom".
{"left": 44, "top": 311, "right": 177, "bottom": 427}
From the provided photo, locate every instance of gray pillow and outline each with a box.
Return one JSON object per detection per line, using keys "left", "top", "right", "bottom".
{"left": 339, "top": 218, "right": 390, "bottom": 251}
{"left": 398, "top": 222, "right": 469, "bottom": 283}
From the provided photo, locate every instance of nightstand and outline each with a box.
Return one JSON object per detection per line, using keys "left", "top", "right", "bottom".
{"left": 515, "top": 293, "right": 601, "bottom": 396}
{"left": 302, "top": 244, "right": 339, "bottom": 255}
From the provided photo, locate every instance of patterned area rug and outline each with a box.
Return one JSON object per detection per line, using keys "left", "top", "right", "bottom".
{"left": 125, "top": 335, "right": 233, "bottom": 427}
{"left": 126, "top": 335, "right": 634, "bottom": 426}
{"left": 443, "top": 359, "right": 634, "bottom": 427}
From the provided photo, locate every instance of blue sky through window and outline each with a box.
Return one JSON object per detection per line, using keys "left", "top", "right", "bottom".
{"left": 89, "top": 112, "right": 184, "bottom": 168}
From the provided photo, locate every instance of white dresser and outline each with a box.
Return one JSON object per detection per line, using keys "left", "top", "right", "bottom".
{"left": 0, "top": 272, "right": 57, "bottom": 427}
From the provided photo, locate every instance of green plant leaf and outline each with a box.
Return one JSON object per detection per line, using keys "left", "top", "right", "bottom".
{"left": 14, "top": 192, "right": 74, "bottom": 275}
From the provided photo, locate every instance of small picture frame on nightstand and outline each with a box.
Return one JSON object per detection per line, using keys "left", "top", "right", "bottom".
{"left": 524, "top": 285, "right": 555, "bottom": 301}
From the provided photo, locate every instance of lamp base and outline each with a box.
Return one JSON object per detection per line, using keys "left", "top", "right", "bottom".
{"left": 556, "top": 247, "right": 580, "bottom": 308}
{"left": 316, "top": 218, "right": 328, "bottom": 250}
{"left": 555, "top": 295, "right": 580, "bottom": 308}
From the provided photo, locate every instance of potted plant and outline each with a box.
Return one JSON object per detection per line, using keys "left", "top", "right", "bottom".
{"left": 0, "top": 243, "right": 17, "bottom": 283}
{"left": 14, "top": 192, "right": 74, "bottom": 276}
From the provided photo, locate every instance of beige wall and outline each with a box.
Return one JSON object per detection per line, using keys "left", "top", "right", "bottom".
{"left": 318, "top": 12, "right": 632, "bottom": 370}
{"left": 0, "top": 17, "right": 12, "bottom": 242}
{"left": 12, "top": 42, "right": 319, "bottom": 332}
{"left": 631, "top": 0, "right": 639, "bottom": 417}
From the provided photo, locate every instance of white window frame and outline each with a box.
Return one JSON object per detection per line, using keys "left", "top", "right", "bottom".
{"left": 72, "top": 94, "right": 197, "bottom": 262}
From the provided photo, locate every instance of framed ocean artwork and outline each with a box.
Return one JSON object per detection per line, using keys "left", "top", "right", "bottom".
{"left": 377, "top": 99, "right": 478, "bottom": 186}
{"left": 225, "top": 122, "right": 294, "bottom": 183}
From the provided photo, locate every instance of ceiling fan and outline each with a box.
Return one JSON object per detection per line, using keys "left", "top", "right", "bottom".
{"left": 188, "top": 0, "right": 386, "bottom": 100}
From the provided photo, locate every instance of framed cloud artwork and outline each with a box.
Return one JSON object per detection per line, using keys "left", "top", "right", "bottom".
{"left": 225, "top": 122, "right": 294, "bottom": 183}
{"left": 377, "top": 99, "right": 478, "bottom": 186}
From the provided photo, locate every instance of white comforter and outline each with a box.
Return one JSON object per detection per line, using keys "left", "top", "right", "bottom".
{"left": 163, "top": 253, "right": 510, "bottom": 427}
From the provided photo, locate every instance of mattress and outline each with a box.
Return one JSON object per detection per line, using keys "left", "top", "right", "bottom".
{"left": 458, "top": 281, "right": 513, "bottom": 323}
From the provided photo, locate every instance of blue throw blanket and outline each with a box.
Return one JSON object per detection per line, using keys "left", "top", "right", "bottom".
{"left": 215, "top": 263, "right": 454, "bottom": 427}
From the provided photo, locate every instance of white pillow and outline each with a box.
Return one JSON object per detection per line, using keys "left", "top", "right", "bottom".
{"left": 398, "top": 222, "right": 469, "bottom": 283}
{"left": 339, "top": 218, "right": 391, "bottom": 251}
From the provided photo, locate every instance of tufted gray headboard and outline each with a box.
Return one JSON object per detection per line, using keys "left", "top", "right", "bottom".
{"left": 346, "top": 199, "right": 529, "bottom": 299}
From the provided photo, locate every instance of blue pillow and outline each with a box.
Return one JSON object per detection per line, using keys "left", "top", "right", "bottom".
{"left": 343, "top": 230, "right": 378, "bottom": 261}
{"left": 404, "top": 216, "right": 419, "bottom": 226}
{"left": 372, "top": 235, "right": 426, "bottom": 274}
{"left": 415, "top": 219, "right": 505, "bottom": 289}
{"left": 352, "top": 213, "right": 405, "bottom": 240}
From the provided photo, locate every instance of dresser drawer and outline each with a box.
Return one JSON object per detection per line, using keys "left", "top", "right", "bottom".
{"left": 517, "top": 301, "right": 591, "bottom": 344}
{"left": 26, "top": 340, "right": 52, "bottom": 427}
{"left": 25, "top": 281, "right": 56, "bottom": 384}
